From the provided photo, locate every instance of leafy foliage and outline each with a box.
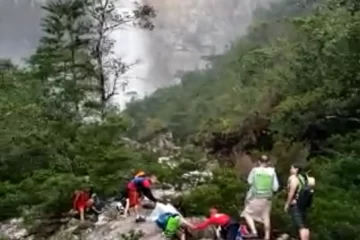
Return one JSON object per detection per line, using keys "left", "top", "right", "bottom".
{"left": 120, "top": 230, "right": 144, "bottom": 240}
{"left": 0, "top": 0, "right": 156, "bottom": 222}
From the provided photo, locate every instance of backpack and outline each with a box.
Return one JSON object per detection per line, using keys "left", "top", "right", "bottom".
{"left": 155, "top": 212, "right": 177, "bottom": 230}
{"left": 131, "top": 176, "right": 146, "bottom": 188}
{"left": 296, "top": 175, "right": 313, "bottom": 210}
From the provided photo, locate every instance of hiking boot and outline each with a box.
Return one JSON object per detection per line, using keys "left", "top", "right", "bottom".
{"left": 135, "top": 216, "right": 146, "bottom": 223}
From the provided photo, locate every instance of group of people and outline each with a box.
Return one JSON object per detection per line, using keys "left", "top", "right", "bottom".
{"left": 150, "top": 155, "right": 315, "bottom": 240}
{"left": 71, "top": 155, "right": 315, "bottom": 240}
{"left": 70, "top": 172, "right": 159, "bottom": 222}
{"left": 240, "top": 155, "right": 315, "bottom": 240}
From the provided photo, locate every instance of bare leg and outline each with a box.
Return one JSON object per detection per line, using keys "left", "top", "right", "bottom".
{"left": 79, "top": 207, "right": 84, "bottom": 222}
{"left": 134, "top": 204, "right": 140, "bottom": 218}
{"left": 263, "top": 214, "right": 271, "bottom": 240}
{"left": 244, "top": 213, "right": 257, "bottom": 235}
{"left": 122, "top": 199, "right": 130, "bottom": 217}
{"left": 299, "top": 228, "right": 310, "bottom": 240}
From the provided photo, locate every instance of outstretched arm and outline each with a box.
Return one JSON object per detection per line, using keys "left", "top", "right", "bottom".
{"left": 192, "top": 218, "right": 213, "bottom": 230}
{"left": 141, "top": 187, "right": 157, "bottom": 202}
{"left": 141, "top": 179, "right": 158, "bottom": 202}
{"left": 180, "top": 218, "right": 195, "bottom": 229}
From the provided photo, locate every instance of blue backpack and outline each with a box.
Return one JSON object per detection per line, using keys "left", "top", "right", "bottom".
{"left": 155, "top": 213, "right": 177, "bottom": 230}
{"left": 132, "top": 176, "right": 145, "bottom": 184}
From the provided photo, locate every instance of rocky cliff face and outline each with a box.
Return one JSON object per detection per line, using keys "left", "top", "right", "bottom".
{"left": 1, "top": 0, "right": 275, "bottom": 90}
{"left": 143, "top": 0, "right": 275, "bottom": 88}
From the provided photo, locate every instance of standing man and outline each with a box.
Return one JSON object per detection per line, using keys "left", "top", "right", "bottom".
{"left": 285, "top": 164, "right": 315, "bottom": 240}
{"left": 241, "top": 155, "right": 279, "bottom": 240}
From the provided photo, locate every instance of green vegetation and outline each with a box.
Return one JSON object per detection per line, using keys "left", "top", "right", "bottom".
{"left": 0, "top": 0, "right": 156, "bottom": 221}
{"left": 1, "top": 0, "right": 360, "bottom": 239}
{"left": 126, "top": 0, "right": 360, "bottom": 239}
{"left": 120, "top": 230, "right": 144, "bottom": 240}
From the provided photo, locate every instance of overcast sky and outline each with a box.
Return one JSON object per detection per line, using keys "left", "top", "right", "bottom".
{"left": 0, "top": 0, "right": 43, "bottom": 62}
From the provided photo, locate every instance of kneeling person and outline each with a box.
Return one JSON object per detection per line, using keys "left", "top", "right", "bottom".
{"left": 191, "top": 207, "right": 240, "bottom": 240}
{"left": 156, "top": 212, "right": 193, "bottom": 240}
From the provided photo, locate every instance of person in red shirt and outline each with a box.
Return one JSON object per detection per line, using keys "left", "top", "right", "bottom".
{"left": 123, "top": 174, "right": 158, "bottom": 221}
{"left": 72, "top": 188, "right": 93, "bottom": 222}
{"left": 191, "top": 207, "right": 240, "bottom": 240}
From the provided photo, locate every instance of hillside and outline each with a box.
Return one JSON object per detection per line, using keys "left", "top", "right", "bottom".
{"left": 125, "top": 0, "right": 360, "bottom": 239}
{"left": 1, "top": 0, "right": 360, "bottom": 239}
{"left": 125, "top": 0, "right": 323, "bottom": 141}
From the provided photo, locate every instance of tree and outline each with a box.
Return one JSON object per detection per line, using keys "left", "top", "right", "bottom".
{"left": 29, "top": 0, "right": 93, "bottom": 118}
{"left": 29, "top": 0, "right": 155, "bottom": 118}
{"left": 87, "top": 0, "right": 155, "bottom": 112}
{"left": 0, "top": 1, "right": 158, "bottom": 225}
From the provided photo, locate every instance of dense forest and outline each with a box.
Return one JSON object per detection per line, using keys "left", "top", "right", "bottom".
{"left": 1, "top": 0, "right": 360, "bottom": 239}
{"left": 0, "top": 0, "right": 158, "bottom": 222}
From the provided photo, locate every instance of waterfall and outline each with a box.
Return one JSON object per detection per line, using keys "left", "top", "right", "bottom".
{"left": 111, "top": 0, "right": 152, "bottom": 110}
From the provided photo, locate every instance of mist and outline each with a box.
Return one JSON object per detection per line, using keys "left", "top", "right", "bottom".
{"left": 143, "top": 0, "right": 274, "bottom": 89}
{"left": 0, "top": 0, "right": 275, "bottom": 106}
{"left": 0, "top": 0, "right": 44, "bottom": 62}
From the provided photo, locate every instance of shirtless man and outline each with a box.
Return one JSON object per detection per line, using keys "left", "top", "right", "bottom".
{"left": 285, "top": 164, "right": 315, "bottom": 240}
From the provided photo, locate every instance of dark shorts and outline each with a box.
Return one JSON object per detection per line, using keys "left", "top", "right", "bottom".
{"left": 289, "top": 204, "right": 307, "bottom": 230}
{"left": 220, "top": 221, "right": 240, "bottom": 240}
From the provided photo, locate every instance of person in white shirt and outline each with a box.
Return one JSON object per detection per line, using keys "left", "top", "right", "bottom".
{"left": 241, "top": 155, "right": 279, "bottom": 240}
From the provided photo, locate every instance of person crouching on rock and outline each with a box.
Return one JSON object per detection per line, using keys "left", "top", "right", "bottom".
{"left": 155, "top": 212, "right": 194, "bottom": 240}
{"left": 123, "top": 174, "right": 159, "bottom": 222}
{"left": 190, "top": 207, "right": 241, "bottom": 240}
{"left": 71, "top": 187, "right": 94, "bottom": 222}
{"left": 119, "top": 171, "right": 146, "bottom": 216}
